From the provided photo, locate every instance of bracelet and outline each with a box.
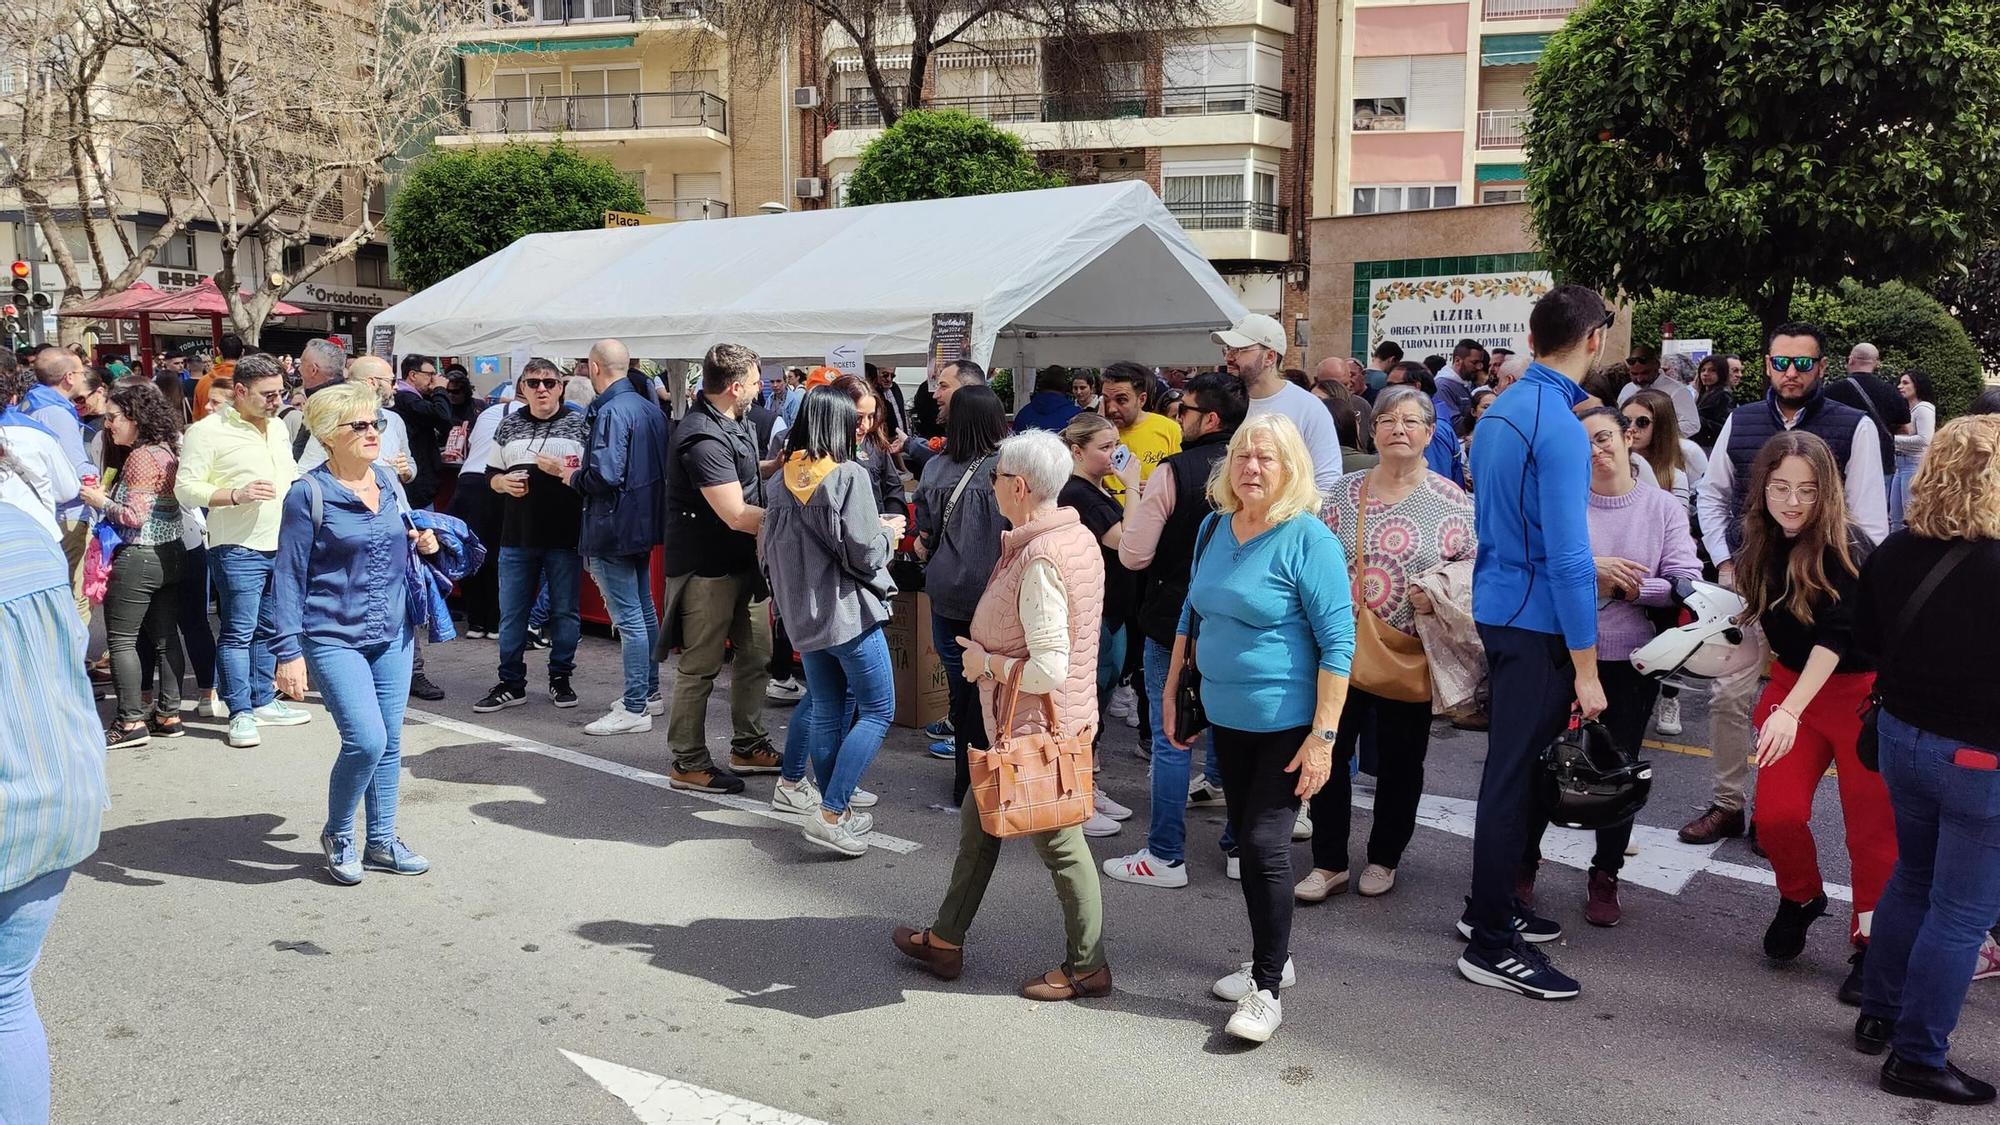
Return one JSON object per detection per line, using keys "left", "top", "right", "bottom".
{"left": 1773, "top": 704, "right": 1799, "bottom": 721}
{"left": 228, "top": 486, "right": 238, "bottom": 505}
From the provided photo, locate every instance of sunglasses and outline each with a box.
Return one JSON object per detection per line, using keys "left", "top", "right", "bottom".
{"left": 1769, "top": 355, "right": 1819, "bottom": 373}
{"left": 521, "top": 377, "right": 562, "bottom": 390}
{"left": 341, "top": 418, "right": 388, "bottom": 435}
{"left": 1627, "top": 415, "right": 1653, "bottom": 430}
{"left": 990, "top": 468, "right": 1019, "bottom": 485}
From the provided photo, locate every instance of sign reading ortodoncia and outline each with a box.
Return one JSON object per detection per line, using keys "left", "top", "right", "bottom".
{"left": 1367, "top": 270, "right": 1552, "bottom": 358}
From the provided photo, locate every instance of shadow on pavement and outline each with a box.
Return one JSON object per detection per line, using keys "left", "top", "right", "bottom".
{"left": 75, "top": 812, "right": 323, "bottom": 887}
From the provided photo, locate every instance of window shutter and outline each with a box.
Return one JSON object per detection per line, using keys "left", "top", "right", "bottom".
{"left": 1351, "top": 56, "right": 1411, "bottom": 101}
{"left": 1406, "top": 54, "right": 1466, "bottom": 130}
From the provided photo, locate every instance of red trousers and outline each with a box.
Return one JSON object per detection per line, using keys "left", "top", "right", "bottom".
{"left": 1752, "top": 665, "right": 1897, "bottom": 943}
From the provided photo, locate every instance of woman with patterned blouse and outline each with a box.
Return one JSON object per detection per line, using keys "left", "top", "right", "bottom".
{"left": 77, "top": 383, "right": 186, "bottom": 749}
{"left": 1297, "top": 385, "right": 1476, "bottom": 902}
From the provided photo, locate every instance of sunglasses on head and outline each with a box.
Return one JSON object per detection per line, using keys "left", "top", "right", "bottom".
{"left": 1769, "top": 355, "right": 1819, "bottom": 373}
{"left": 341, "top": 418, "right": 387, "bottom": 434}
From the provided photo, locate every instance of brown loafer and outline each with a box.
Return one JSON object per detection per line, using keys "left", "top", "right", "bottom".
{"left": 892, "top": 926, "right": 962, "bottom": 981}
{"left": 1019, "top": 963, "right": 1112, "bottom": 1001}
{"left": 1678, "top": 805, "right": 1746, "bottom": 845}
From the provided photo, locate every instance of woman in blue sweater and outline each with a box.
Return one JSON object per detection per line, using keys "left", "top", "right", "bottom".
{"left": 273, "top": 382, "right": 439, "bottom": 887}
{"left": 1161, "top": 413, "right": 1354, "bottom": 1045}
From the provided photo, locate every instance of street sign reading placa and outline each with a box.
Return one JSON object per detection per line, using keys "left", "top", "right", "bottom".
{"left": 604, "top": 211, "right": 670, "bottom": 229}
{"left": 826, "top": 341, "right": 864, "bottom": 380}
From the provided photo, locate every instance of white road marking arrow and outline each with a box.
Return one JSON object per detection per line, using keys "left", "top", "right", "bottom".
{"left": 1375, "top": 791, "right": 1853, "bottom": 903}
{"left": 564, "top": 1050, "right": 832, "bottom": 1125}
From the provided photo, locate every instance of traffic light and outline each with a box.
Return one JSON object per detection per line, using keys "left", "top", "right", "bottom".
{"left": 9, "top": 261, "right": 26, "bottom": 301}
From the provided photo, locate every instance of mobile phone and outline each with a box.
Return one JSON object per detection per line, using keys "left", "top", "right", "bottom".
{"left": 1111, "top": 444, "right": 1134, "bottom": 472}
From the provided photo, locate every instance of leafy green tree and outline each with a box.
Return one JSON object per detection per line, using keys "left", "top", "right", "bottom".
{"left": 1526, "top": 0, "right": 2000, "bottom": 339}
{"left": 1933, "top": 245, "right": 2000, "bottom": 375}
{"left": 385, "top": 143, "right": 644, "bottom": 292}
{"left": 843, "top": 110, "right": 1065, "bottom": 207}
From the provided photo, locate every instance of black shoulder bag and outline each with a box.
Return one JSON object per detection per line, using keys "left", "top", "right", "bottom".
{"left": 1173, "top": 514, "right": 1225, "bottom": 745}
{"left": 1856, "top": 541, "right": 1975, "bottom": 771}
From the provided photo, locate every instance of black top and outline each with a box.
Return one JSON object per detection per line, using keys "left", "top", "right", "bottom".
{"left": 1695, "top": 386, "right": 1733, "bottom": 451}
{"left": 1756, "top": 531, "right": 1874, "bottom": 675}
{"left": 391, "top": 385, "right": 455, "bottom": 509}
{"left": 1059, "top": 475, "right": 1132, "bottom": 623}
{"left": 1825, "top": 374, "right": 1910, "bottom": 477}
{"left": 662, "top": 395, "right": 764, "bottom": 578}
{"left": 485, "top": 405, "right": 588, "bottom": 550}
{"left": 1855, "top": 532, "right": 2000, "bottom": 752}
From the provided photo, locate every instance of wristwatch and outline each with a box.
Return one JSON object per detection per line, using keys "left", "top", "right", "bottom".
{"left": 1315, "top": 728, "right": 1337, "bottom": 743}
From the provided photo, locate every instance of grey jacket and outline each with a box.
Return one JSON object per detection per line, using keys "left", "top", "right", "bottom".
{"left": 912, "top": 450, "right": 1008, "bottom": 621}
{"left": 760, "top": 458, "right": 896, "bottom": 653}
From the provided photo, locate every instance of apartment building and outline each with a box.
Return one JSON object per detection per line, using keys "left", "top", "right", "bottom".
{"left": 810, "top": 0, "right": 1314, "bottom": 342}
{"left": 439, "top": 0, "right": 798, "bottom": 224}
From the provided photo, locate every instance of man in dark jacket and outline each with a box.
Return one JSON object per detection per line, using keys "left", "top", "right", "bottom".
{"left": 1011, "top": 365, "right": 1084, "bottom": 433}
{"left": 553, "top": 339, "right": 667, "bottom": 738}
{"left": 1825, "top": 341, "right": 1910, "bottom": 479}
{"left": 654, "top": 342, "right": 778, "bottom": 794}
{"left": 391, "top": 355, "right": 454, "bottom": 510}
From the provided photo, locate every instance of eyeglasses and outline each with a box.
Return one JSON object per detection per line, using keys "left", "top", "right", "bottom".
{"left": 419, "top": 367, "right": 438, "bottom": 377}
{"left": 1600, "top": 309, "right": 1617, "bottom": 330}
{"left": 990, "top": 468, "right": 1019, "bottom": 486}
{"left": 341, "top": 418, "right": 388, "bottom": 435}
{"left": 1768, "top": 355, "right": 1819, "bottom": 373}
{"left": 1765, "top": 482, "right": 1820, "bottom": 505}
{"left": 1374, "top": 415, "right": 1430, "bottom": 432}
{"left": 1588, "top": 429, "right": 1622, "bottom": 449}
{"left": 1173, "top": 403, "right": 1209, "bottom": 419}
{"left": 521, "top": 377, "right": 562, "bottom": 390}
{"left": 1627, "top": 415, "right": 1653, "bottom": 430}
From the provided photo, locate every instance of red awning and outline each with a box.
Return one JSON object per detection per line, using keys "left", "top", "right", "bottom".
{"left": 55, "top": 281, "right": 164, "bottom": 319}
{"left": 125, "top": 277, "right": 304, "bottom": 318}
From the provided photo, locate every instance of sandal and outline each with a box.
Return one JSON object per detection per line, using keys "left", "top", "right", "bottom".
{"left": 1019, "top": 963, "right": 1113, "bottom": 1001}
{"left": 891, "top": 926, "right": 963, "bottom": 981}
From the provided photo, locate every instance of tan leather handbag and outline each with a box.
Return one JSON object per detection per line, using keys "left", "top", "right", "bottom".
{"left": 1349, "top": 477, "right": 1432, "bottom": 704}
{"left": 968, "top": 665, "right": 1096, "bottom": 838}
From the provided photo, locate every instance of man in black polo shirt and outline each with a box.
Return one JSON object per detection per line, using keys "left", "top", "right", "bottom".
{"left": 657, "top": 342, "right": 779, "bottom": 792}
{"left": 1826, "top": 341, "right": 1911, "bottom": 481}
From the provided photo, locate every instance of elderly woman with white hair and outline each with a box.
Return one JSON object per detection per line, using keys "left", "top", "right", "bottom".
{"left": 893, "top": 429, "right": 1112, "bottom": 1003}
{"left": 1163, "top": 413, "right": 1355, "bottom": 1044}
{"left": 273, "top": 381, "right": 440, "bottom": 887}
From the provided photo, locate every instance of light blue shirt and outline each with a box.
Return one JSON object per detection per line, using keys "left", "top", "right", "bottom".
{"left": 1180, "top": 513, "right": 1356, "bottom": 733}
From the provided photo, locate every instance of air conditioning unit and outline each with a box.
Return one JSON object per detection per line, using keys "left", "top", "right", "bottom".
{"left": 792, "top": 86, "right": 822, "bottom": 110}
{"left": 794, "top": 176, "right": 825, "bottom": 200}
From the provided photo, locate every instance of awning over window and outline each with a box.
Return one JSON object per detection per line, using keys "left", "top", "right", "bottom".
{"left": 1480, "top": 33, "right": 1549, "bottom": 67}
{"left": 457, "top": 35, "right": 636, "bottom": 54}
{"left": 1476, "top": 163, "right": 1525, "bottom": 182}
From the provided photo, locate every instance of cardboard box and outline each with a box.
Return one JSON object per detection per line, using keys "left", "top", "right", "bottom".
{"left": 885, "top": 591, "right": 951, "bottom": 729}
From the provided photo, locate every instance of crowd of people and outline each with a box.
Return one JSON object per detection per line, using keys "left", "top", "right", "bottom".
{"left": 2, "top": 286, "right": 1998, "bottom": 1118}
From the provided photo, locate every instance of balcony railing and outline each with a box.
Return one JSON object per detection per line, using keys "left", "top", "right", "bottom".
{"left": 1481, "top": 0, "right": 1577, "bottom": 18}
{"left": 649, "top": 197, "right": 730, "bottom": 220}
{"left": 460, "top": 90, "right": 728, "bottom": 134}
{"left": 828, "top": 84, "right": 1288, "bottom": 128}
{"left": 461, "top": 0, "right": 721, "bottom": 28}
{"left": 1167, "top": 199, "right": 1286, "bottom": 234}
{"left": 1477, "top": 107, "right": 1529, "bottom": 148}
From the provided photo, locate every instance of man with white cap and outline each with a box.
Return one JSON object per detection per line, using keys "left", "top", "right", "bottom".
{"left": 1212, "top": 314, "right": 1342, "bottom": 494}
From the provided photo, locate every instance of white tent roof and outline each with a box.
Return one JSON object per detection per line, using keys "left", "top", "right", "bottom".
{"left": 369, "top": 181, "right": 1249, "bottom": 370}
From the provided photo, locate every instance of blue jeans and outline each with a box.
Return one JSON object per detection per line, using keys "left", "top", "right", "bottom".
{"left": 1142, "top": 636, "right": 1221, "bottom": 863}
{"left": 312, "top": 633, "right": 416, "bottom": 845}
{"left": 530, "top": 579, "right": 550, "bottom": 631}
{"left": 783, "top": 687, "right": 855, "bottom": 784}
{"left": 497, "top": 547, "right": 581, "bottom": 686}
{"left": 0, "top": 868, "right": 70, "bottom": 1125}
{"left": 588, "top": 554, "right": 659, "bottom": 714}
{"left": 1862, "top": 709, "right": 2000, "bottom": 1067}
{"left": 1890, "top": 451, "right": 1920, "bottom": 533}
{"left": 800, "top": 626, "right": 895, "bottom": 815}
{"left": 209, "top": 545, "right": 278, "bottom": 717}
{"left": 1097, "top": 623, "right": 1126, "bottom": 699}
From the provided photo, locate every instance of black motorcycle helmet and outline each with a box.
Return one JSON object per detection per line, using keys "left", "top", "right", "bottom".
{"left": 1535, "top": 719, "right": 1653, "bottom": 830}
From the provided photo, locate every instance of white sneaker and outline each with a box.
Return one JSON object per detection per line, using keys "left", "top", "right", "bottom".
{"left": 644, "top": 691, "right": 666, "bottom": 717}
{"left": 198, "top": 695, "right": 228, "bottom": 719}
{"left": 1103, "top": 848, "right": 1189, "bottom": 888}
{"left": 584, "top": 705, "right": 653, "bottom": 736}
{"left": 1225, "top": 849, "right": 1240, "bottom": 880}
{"left": 1655, "top": 694, "right": 1683, "bottom": 736}
{"left": 1212, "top": 957, "right": 1296, "bottom": 1001}
{"left": 802, "top": 813, "right": 867, "bottom": 857}
{"left": 766, "top": 676, "right": 805, "bottom": 703}
{"left": 1082, "top": 811, "right": 1123, "bottom": 837}
{"left": 1106, "top": 684, "right": 1135, "bottom": 721}
{"left": 771, "top": 778, "right": 820, "bottom": 815}
{"left": 1292, "top": 806, "right": 1313, "bottom": 841}
{"left": 1094, "top": 790, "right": 1133, "bottom": 821}
{"left": 849, "top": 787, "right": 879, "bottom": 809}
{"left": 1224, "top": 988, "right": 1283, "bottom": 1043}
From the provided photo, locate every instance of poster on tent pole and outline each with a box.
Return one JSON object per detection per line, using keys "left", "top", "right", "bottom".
{"left": 368, "top": 322, "right": 395, "bottom": 362}
{"left": 928, "top": 312, "right": 972, "bottom": 388}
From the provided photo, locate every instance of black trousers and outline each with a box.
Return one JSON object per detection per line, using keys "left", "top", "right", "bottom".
{"left": 1469, "top": 624, "right": 1577, "bottom": 951}
{"left": 1527, "top": 659, "right": 1661, "bottom": 876}
{"left": 1215, "top": 723, "right": 1309, "bottom": 995}
{"left": 447, "top": 479, "right": 502, "bottom": 632}
{"left": 769, "top": 611, "right": 798, "bottom": 681}
{"left": 1310, "top": 688, "right": 1434, "bottom": 873}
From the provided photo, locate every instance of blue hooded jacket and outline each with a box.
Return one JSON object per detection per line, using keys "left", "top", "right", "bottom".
{"left": 1012, "top": 390, "right": 1083, "bottom": 434}
{"left": 575, "top": 377, "right": 668, "bottom": 558}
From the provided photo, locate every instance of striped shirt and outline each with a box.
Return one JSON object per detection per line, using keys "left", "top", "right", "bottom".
{"left": 0, "top": 503, "right": 108, "bottom": 893}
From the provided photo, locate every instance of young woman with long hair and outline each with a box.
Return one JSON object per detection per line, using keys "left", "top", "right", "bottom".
{"left": 830, "top": 373, "right": 908, "bottom": 518}
{"left": 1058, "top": 411, "right": 1138, "bottom": 837}
{"left": 1736, "top": 431, "right": 1894, "bottom": 1002}
{"left": 1693, "top": 355, "right": 1735, "bottom": 450}
{"left": 1622, "top": 386, "right": 1705, "bottom": 736}
{"left": 1890, "top": 370, "right": 1936, "bottom": 533}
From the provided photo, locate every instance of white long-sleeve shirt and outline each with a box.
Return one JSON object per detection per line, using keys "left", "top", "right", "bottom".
{"left": 1696, "top": 411, "right": 1888, "bottom": 565}
{"left": 1893, "top": 401, "right": 1936, "bottom": 459}
{"left": 984, "top": 557, "right": 1071, "bottom": 696}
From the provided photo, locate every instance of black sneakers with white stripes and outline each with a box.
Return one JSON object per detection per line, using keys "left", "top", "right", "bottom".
{"left": 1457, "top": 940, "right": 1580, "bottom": 1001}
{"left": 1455, "top": 897, "right": 1563, "bottom": 944}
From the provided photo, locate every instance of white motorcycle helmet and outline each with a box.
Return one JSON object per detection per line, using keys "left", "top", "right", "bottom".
{"left": 1630, "top": 580, "right": 1760, "bottom": 680}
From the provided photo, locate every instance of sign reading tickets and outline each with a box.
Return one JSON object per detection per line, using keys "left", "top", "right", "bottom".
{"left": 604, "top": 210, "right": 670, "bottom": 228}
{"left": 1367, "top": 270, "right": 1553, "bottom": 357}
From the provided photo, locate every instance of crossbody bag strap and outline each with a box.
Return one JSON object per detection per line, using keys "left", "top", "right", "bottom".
{"left": 937, "top": 453, "right": 993, "bottom": 550}
{"left": 1351, "top": 475, "right": 1370, "bottom": 601}
{"left": 1884, "top": 541, "right": 1977, "bottom": 662}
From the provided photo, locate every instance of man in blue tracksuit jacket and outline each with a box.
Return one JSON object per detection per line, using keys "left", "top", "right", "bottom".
{"left": 1456, "top": 284, "right": 1612, "bottom": 1003}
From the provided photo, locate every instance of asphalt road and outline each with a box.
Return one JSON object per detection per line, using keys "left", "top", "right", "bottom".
{"left": 41, "top": 627, "right": 1984, "bottom": 1125}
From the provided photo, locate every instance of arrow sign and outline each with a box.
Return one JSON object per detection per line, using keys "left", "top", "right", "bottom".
{"left": 564, "top": 1050, "right": 832, "bottom": 1124}
{"left": 825, "top": 341, "right": 864, "bottom": 380}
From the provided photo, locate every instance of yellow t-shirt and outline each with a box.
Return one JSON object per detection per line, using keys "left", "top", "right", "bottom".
{"left": 1104, "top": 410, "right": 1183, "bottom": 505}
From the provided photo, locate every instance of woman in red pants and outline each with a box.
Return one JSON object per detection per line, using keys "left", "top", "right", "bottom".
{"left": 1736, "top": 431, "right": 1896, "bottom": 1004}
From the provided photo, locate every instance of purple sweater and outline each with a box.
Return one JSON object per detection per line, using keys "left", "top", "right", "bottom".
{"left": 1588, "top": 483, "right": 1703, "bottom": 660}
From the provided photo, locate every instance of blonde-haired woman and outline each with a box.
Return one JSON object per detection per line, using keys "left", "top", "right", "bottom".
{"left": 1161, "top": 413, "right": 1354, "bottom": 1043}
{"left": 1855, "top": 417, "right": 2000, "bottom": 1104}
{"left": 274, "top": 381, "right": 440, "bottom": 887}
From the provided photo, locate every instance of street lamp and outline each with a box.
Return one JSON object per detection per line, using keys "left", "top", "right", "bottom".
{"left": 758, "top": 202, "right": 788, "bottom": 215}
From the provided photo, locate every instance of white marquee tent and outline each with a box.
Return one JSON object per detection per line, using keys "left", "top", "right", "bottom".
{"left": 367, "top": 181, "right": 1250, "bottom": 376}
